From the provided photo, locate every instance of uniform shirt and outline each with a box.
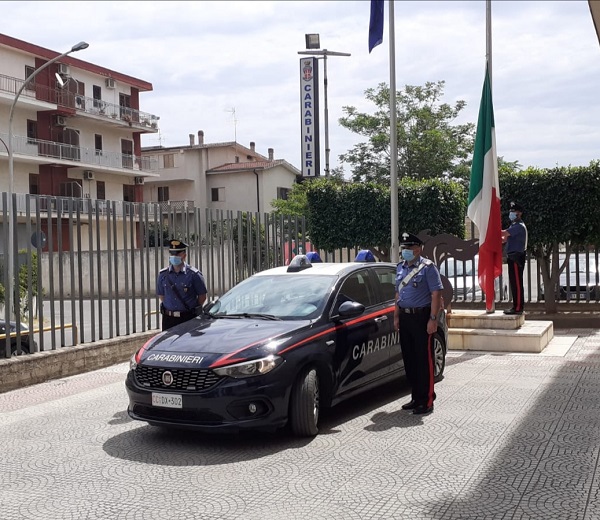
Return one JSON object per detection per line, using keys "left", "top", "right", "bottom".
{"left": 157, "top": 263, "right": 207, "bottom": 312}
{"left": 506, "top": 220, "right": 528, "bottom": 254}
{"left": 396, "top": 257, "right": 443, "bottom": 308}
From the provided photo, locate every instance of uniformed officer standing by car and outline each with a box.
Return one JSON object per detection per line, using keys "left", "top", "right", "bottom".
{"left": 394, "top": 232, "right": 443, "bottom": 415}
{"left": 502, "top": 201, "right": 527, "bottom": 315}
{"left": 157, "top": 240, "right": 208, "bottom": 331}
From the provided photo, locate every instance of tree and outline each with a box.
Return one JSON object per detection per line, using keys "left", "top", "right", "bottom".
{"left": 499, "top": 162, "right": 600, "bottom": 313}
{"left": 338, "top": 81, "right": 475, "bottom": 184}
{"left": 305, "top": 177, "right": 466, "bottom": 261}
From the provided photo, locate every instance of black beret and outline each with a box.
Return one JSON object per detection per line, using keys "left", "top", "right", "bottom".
{"left": 510, "top": 201, "right": 524, "bottom": 212}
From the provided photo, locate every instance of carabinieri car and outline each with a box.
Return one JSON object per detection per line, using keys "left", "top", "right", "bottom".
{"left": 126, "top": 255, "right": 448, "bottom": 437}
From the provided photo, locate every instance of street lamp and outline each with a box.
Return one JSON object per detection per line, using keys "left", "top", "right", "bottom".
{"left": 6, "top": 41, "right": 89, "bottom": 320}
{"left": 298, "top": 34, "right": 350, "bottom": 177}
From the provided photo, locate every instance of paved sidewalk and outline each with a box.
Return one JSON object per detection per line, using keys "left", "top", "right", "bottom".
{"left": 1, "top": 329, "right": 599, "bottom": 520}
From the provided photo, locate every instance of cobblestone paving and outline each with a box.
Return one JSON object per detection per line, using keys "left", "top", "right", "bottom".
{"left": 1, "top": 329, "right": 600, "bottom": 520}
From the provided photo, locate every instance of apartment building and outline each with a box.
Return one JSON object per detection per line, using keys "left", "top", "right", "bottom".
{"left": 0, "top": 33, "right": 160, "bottom": 250}
{"left": 142, "top": 130, "right": 301, "bottom": 214}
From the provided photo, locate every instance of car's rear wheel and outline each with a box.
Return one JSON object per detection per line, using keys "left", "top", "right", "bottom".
{"left": 10, "top": 342, "right": 30, "bottom": 357}
{"left": 289, "top": 367, "right": 319, "bottom": 437}
{"left": 432, "top": 332, "right": 446, "bottom": 381}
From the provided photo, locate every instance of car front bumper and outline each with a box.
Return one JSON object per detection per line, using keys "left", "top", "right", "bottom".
{"left": 125, "top": 368, "right": 292, "bottom": 432}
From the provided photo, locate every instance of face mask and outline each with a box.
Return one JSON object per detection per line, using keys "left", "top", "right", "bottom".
{"left": 509, "top": 211, "right": 517, "bottom": 221}
{"left": 169, "top": 255, "right": 182, "bottom": 266}
{"left": 401, "top": 249, "right": 415, "bottom": 262}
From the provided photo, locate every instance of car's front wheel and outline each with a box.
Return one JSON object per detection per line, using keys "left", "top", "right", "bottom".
{"left": 289, "top": 367, "right": 320, "bottom": 437}
{"left": 432, "top": 332, "right": 446, "bottom": 381}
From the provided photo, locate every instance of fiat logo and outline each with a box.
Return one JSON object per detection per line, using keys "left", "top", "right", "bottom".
{"left": 162, "top": 371, "right": 174, "bottom": 386}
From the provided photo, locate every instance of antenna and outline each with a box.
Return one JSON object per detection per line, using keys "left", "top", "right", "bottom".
{"left": 225, "top": 107, "right": 238, "bottom": 142}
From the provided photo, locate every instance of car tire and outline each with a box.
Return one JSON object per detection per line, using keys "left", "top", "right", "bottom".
{"left": 289, "top": 367, "right": 320, "bottom": 437}
{"left": 432, "top": 332, "right": 446, "bottom": 381}
{"left": 10, "top": 342, "right": 30, "bottom": 357}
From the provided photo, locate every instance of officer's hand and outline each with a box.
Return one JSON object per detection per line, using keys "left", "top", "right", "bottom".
{"left": 426, "top": 319, "right": 437, "bottom": 335}
{"left": 394, "top": 316, "right": 399, "bottom": 331}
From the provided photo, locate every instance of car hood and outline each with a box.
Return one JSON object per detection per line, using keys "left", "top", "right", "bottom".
{"left": 138, "top": 315, "right": 311, "bottom": 368}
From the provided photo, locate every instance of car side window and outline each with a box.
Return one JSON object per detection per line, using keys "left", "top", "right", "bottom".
{"left": 372, "top": 267, "right": 397, "bottom": 303}
{"left": 335, "top": 272, "right": 373, "bottom": 309}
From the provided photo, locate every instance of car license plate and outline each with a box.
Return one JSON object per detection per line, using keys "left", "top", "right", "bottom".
{"left": 151, "top": 393, "right": 182, "bottom": 409}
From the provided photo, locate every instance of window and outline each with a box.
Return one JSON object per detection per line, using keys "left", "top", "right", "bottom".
{"left": 97, "top": 181, "right": 106, "bottom": 200}
{"left": 25, "top": 65, "right": 35, "bottom": 90}
{"left": 27, "top": 120, "right": 37, "bottom": 144}
{"left": 158, "top": 186, "right": 170, "bottom": 202}
{"left": 95, "top": 134, "right": 103, "bottom": 155}
{"left": 121, "top": 139, "right": 134, "bottom": 169}
{"left": 277, "top": 187, "right": 290, "bottom": 200}
{"left": 93, "top": 85, "right": 104, "bottom": 111}
{"left": 123, "top": 185, "right": 135, "bottom": 202}
{"left": 29, "top": 174, "right": 39, "bottom": 195}
{"left": 211, "top": 187, "right": 225, "bottom": 202}
{"left": 59, "top": 181, "right": 83, "bottom": 198}
{"left": 163, "top": 154, "right": 174, "bottom": 169}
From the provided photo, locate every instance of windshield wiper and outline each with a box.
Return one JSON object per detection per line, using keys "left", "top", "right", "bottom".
{"left": 218, "top": 312, "right": 281, "bottom": 321}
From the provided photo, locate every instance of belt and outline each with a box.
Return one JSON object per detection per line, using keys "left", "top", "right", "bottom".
{"left": 398, "top": 306, "right": 430, "bottom": 315}
{"left": 162, "top": 309, "right": 195, "bottom": 318}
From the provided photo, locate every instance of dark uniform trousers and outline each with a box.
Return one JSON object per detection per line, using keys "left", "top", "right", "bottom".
{"left": 398, "top": 310, "right": 436, "bottom": 407}
{"left": 507, "top": 252, "right": 526, "bottom": 312}
{"left": 161, "top": 311, "right": 197, "bottom": 331}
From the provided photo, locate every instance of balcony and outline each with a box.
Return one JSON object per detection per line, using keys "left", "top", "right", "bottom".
{"left": 0, "top": 73, "right": 159, "bottom": 132}
{"left": 0, "top": 132, "right": 159, "bottom": 174}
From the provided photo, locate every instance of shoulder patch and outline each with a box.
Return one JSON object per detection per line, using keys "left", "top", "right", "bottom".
{"left": 421, "top": 258, "right": 433, "bottom": 266}
{"left": 159, "top": 267, "right": 169, "bottom": 274}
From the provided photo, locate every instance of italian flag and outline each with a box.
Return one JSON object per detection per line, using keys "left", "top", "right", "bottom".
{"left": 467, "top": 64, "right": 503, "bottom": 312}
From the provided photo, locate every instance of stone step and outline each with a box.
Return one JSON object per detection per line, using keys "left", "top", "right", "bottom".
{"left": 448, "top": 320, "right": 554, "bottom": 353}
{"left": 447, "top": 309, "right": 525, "bottom": 330}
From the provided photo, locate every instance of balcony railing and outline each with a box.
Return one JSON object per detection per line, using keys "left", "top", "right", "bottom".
{"left": 1, "top": 193, "right": 145, "bottom": 218}
{"left": 0, "top": 73, "right": 159, "bottom": 130}
{"left": 0, "top": 132, "right": 158, "bottom": 173}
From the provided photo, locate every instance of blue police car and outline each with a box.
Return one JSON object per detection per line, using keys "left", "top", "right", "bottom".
{"left": 126, "top": 255, "right": 448, "bottom": 437}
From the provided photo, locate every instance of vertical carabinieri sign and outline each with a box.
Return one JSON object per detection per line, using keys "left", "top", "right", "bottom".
{"left": 300, "top": 57, "right": 320, "bottom": 177}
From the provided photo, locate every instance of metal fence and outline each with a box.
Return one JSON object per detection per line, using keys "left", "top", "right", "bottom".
{"left": 1, "top": 193, "right": 598, "bottom": 358}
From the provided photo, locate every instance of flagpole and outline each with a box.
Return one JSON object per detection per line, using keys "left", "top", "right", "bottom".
{"left": 486, "top": 0, "right": 496, "bottom": 313}
{"left": 389, "top": 0, "right": 399, "bottom": 263}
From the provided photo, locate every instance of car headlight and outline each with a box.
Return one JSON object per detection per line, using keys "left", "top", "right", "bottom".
{"left": 213, "top": 355, "right": 283, "bottom": 378}
{"left": 129, "top": 353, "right": 138, "bottom": 371}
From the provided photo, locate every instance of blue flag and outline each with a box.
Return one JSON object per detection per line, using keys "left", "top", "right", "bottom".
{"left": 369, "top": 0, "right": 384, "bottom": 53}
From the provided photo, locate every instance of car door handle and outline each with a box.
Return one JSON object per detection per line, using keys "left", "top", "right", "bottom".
{"left": 326, "top": 340, "right": 335, "bottom": 347}
{"left": 374, "top": 316, "right": 388, "bottom": 323}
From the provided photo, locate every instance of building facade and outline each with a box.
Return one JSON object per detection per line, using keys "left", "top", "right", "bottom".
{"left": 0, "top": 33, "right": 160, "bottom": 251}
{"left": 142, "top": 130, "right": 301, "bottom": 214}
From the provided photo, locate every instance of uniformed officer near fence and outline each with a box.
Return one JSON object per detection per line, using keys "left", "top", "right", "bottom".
{"left": 394, "top": 232, "right": 443, "bottom": 415}
{"left": 157, "top": 240, "right": 208, "bottom": 331}
{"left": 502, "top": 201, "right": 527, "bottom": 315}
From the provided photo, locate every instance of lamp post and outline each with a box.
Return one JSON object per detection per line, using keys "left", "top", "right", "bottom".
{"left": 6, "top": 41, "right": 89, "bottom": 320}
{"left": 298, "top": 34, "right": 350, "bottom": 177}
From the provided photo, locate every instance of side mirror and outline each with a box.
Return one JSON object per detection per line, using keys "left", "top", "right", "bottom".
{"left": 334, "top": 301, "right": 365, "bottom": 320}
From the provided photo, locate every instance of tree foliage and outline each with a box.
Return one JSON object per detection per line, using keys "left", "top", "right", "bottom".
{"left": 305, "top": 177, "right": 466, "bottom": 261}
{"left": 499, "top": 162, "right": 600, "bottom": 312}
{"left": 338, "top": 81, "right": 475, "bottom": 184}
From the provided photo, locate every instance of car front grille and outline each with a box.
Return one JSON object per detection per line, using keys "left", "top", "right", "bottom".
{"left": 132, "top": 404, "right": 223, "bottom": 425}
{"left": 134, "top": 365, "right": 221, "bottom": 392}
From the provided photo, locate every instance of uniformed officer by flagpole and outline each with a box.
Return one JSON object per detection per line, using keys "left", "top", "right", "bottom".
{"left": 394, "top": 232, "right": 444, "bottom": 415}
{"left": 501, "top": 201, "right": 527, "bottom": 315}
{"left": 157, "top": 239, "right": 208, "bottom": 331}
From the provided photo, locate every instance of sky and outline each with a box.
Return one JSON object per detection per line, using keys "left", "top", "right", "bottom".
{"left": 4, "top": 1, "right": 600, "bottom": 176}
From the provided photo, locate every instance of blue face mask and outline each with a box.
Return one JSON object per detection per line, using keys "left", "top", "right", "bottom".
{"left": 169, "top": 255, "right": 183, "bottom": 266}
{"left": 401, "top": 249, "right": 415, "bottom": 262}
{"left": 509, "top": 211, "right": 517, "bottom": 221}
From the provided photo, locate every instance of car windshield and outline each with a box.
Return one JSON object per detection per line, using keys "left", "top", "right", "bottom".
{"left": 208, "top": 274, "right": 337, "bottom": 320}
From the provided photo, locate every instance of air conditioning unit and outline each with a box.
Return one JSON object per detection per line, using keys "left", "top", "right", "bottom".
{"left": 57, "top": 63, "right": 70, "bottom": 76}
{"left": 134, "top": 176, "right": 145, "bottom": 185}
{"left": 105, "top": 78, "right": 116, "bottom": 89}
{"left": 83, "top": 170, "right": 94, "bottom": 180}
{"left": 53, "top": 115, "right": 67, "bottom": 127}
